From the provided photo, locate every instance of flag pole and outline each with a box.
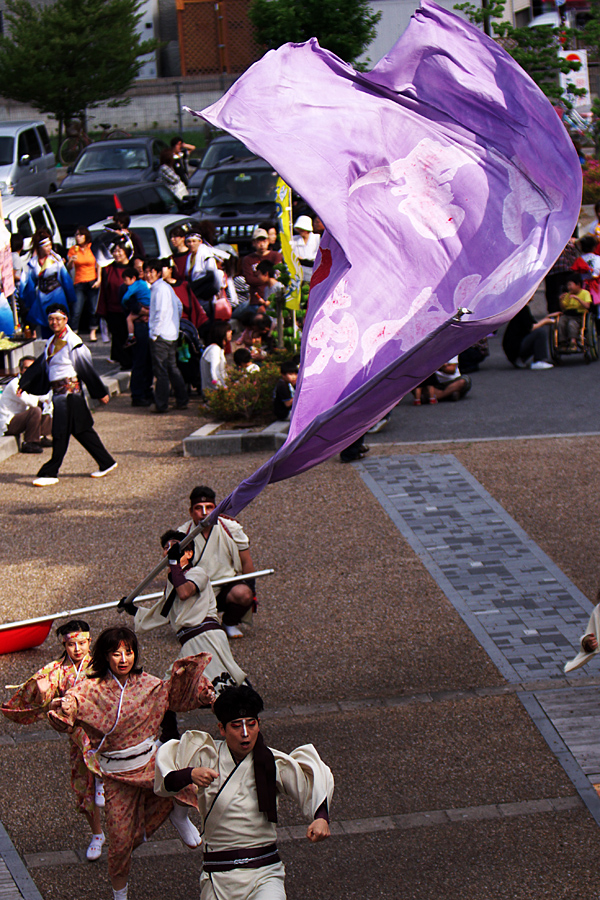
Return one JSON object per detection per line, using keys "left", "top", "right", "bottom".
{"left": 0, "top": 570, "right": 276, "bottom": 632}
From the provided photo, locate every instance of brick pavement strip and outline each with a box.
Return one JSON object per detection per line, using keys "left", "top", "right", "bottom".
{"left": 357, "top": 454, "right": 600, "bottom": 825}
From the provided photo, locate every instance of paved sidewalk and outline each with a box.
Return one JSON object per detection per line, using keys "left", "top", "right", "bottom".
{"left": 359, "top": 453, "right": 600, "bottom": 823}
{"left": 0, "top": 822, "right": 42, "bottom": 900}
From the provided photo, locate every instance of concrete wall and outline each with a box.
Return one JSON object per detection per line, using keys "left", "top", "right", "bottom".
{"left": 0, "top": 75, "right": 239, "bottom": 135}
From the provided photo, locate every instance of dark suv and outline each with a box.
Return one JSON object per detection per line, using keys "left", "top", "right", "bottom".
{"left": 194, "top": 158, "right": 279, "bottom": 254}
{"left": 48, "top": 184, "right": 185, "bottom": 241}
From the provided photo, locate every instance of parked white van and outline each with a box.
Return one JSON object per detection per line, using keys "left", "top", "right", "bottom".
{"left": 0, "top": 121, "right": 58, "bottom": 197}
{"left": 2, "top": 195, "right": 62, "bottom": 250}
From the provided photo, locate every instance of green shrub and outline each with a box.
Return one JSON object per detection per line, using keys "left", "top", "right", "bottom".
{"left": 204, "top": 353, "right": 295, "bottom": 422}
{"left": 583, "top": 160, "right": 600, "bottom": 204}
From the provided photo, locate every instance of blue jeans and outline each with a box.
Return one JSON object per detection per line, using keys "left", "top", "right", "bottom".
{"left": 71, "top": 281, "right": 98, "bottom": 333}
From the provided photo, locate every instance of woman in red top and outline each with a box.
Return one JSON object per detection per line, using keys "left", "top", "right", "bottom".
{"left": 67, "top": 226, "right": 101, "bottom": 340}
{"left": 96, "top": 240, "right": 133, "bottom": 369}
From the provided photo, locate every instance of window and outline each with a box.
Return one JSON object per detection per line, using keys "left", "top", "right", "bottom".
{"left": 16, "top": 214, "right": 32, "bottom": 238}
{"left": 23, "top": 129, "right": 42, "bottom": 160}
{"left": 0, "top": 137, "right": 14, "bottom": 166}
{"left": 73, "top": 145, "right": 149, "bottom": 174}
{"left": 147, "top": 185, "right": 177, "bottom": 213}
{"left": 133, "top": 227, "right": 159, "bottom": 257}
{"left": 36, "top": 125, "right": 52, "bottom": 155}
{"left": 31, "top": 206, "right": 47, "bottom": 231}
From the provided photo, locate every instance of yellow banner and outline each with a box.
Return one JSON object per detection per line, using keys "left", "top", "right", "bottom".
{"left": 275, "top": 177, "right": 302, "bottom": 310}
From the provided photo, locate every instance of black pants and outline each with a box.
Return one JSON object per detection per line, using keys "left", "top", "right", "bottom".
{"left": 130, "top": 321, "right": 153, "bottom": 402}
{"left": 37, "top": 393, "right": 114, "bottom": 478}
{"left": 104, "top": 311, "right": 132, "bottom": 370}
{"left": 519, "top": 325, "right": 550, "bottom": 363}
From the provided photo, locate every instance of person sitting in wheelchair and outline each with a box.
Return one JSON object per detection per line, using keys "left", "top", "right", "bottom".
{"left": 558, "top": 273, "right": 592, "bottom": 351}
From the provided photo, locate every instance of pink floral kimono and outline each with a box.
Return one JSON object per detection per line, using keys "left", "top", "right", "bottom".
{"left": 48, "top": 653, "right": 212, "bottom": 880}
{"left": 2, "top": 654, "right": 95, "bottom": 816}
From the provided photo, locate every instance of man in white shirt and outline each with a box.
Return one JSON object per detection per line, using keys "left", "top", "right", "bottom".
{"left": 178, "top": 485, "right": 257, "bottom": 640}
{"left": 19, "top": 303, "right": 116, "bottom": 486}
{"left": 145, "top": 258, "right": 188, "bottom": 414}
{"left": 0, "top": 356, "right": 52, "bottom": 453}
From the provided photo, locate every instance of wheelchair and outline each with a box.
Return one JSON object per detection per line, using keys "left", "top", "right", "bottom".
{"left": 549, "top": 309, "right": 599, "bottom": 364}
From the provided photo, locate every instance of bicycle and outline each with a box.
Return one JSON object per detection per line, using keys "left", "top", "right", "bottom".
{"left": 59, "top": 117, "right": 131, "bottom": 166}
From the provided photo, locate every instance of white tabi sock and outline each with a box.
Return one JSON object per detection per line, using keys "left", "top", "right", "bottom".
{"left": 170, "top": 803, "right": 201, "bottom": 848}
{"left": 112, "top": 885, "right": 128, "bottom": 900}
{"left": 86, "top": 831, "right": 105, "bottom": 861}
{"left": 95, "top": 777, "right": 105, "bottom": 807}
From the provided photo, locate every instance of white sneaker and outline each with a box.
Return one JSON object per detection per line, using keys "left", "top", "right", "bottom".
{"left": 32, "top": 477, "right": 59, "bottom": 487}
{"left": 91, "top": 462, "right": 118, "bottom": 478}
{"left": 170, "top": 809, "right": 202, "bottom": 849}
{"left": 367, "top": 416, "right": 389, "bottom": 434}
{"left": 530, "top": 361, "right": 553, "bottom": 370}
{"left": 86, "top": 831, "right": 105, "bottom": 861}
{"left": 94, "top": 777, "right": 105, "bottom": 807}
{"left": 224, "top": 624, "right": 244, "bottom": 639}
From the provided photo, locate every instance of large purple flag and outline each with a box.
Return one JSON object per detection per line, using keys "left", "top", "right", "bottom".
{"left": 193, "top": 0, "right": 581, "bottom": 518}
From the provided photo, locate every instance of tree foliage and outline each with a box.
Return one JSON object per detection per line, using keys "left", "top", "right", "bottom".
{"left": 0, "top": 0, "right": 157, "bottom": 124}
{"left": 454, "top": 1, "right": 583, "bottom": 104}
{"left": 248, "top": 0, "right": 381, "bottom": 67}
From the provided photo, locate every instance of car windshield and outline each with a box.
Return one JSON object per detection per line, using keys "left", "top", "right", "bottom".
{"left": 201, "top": 139, "right": 252, "bottom": 168}
{"left": 73, "top": 145, "right": 150, "bottom": 174}
{"left": 198, "top": 169, "right": 278, "bottom": 209}
{"left": 0, "top": 137, "right": 14, "bottom": 166}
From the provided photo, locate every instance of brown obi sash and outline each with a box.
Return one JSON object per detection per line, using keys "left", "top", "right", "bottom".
{"left": 51, "top": 377, "right": 81, "bottom": 395}
{"left": 202, "top": 843, "right": 280, "bottom": 873}
{"left": 177, "top": 618, "right": 225, "bottom": 646}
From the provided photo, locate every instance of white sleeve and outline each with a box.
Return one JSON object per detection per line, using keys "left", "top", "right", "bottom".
{"left": 274, "top": 744, "right": 334, "bottom": 819}
{"left": 219, "top": 518, "right": 250, "bottom": 551}
{"left": 565, "top": 604, "right": 600, "bottom": 672}
{"left": 154, "top": 730, "right": 219, "bottom": 796}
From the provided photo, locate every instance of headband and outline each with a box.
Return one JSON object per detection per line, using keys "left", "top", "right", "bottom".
{"left": 60, "top": 631, "right": 90, "bottom": 643}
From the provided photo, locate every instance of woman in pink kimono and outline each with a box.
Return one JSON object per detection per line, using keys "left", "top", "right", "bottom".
{"left": 1, "top": 620, "right": 105, "bottom": 860}
{"left": 49, "top": 625, "right": 214, "bottom": 900}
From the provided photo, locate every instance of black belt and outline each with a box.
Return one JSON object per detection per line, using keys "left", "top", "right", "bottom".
{"left": 177, "top": 619, "right": 224, "bottom": 646}
{"left": 297, "top": 258, "right": 315, "bottom": 267}
{"left": 40, "top": 275, "right": 60, "bottom": 293}
{"left": 203, "top": 843, "right": 280, "bottom": 873}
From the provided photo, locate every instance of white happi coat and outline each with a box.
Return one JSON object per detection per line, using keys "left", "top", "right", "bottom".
{"left": 155, "top": 731, "right": 334, "bottom": 900}
{"left": 178, "top": 517, "right": 249, "bottom": 578}
{"left": 134, "top": 565, "right": 247, "bottom": 690}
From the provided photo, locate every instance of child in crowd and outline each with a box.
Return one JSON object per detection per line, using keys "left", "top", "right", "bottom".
{"left": 250, "top": 259, "right": 277, "bottom": 307}
{"left": 575, "top": 236, "right": 600, "bottom": 306}
{"left": 273, "top": 360, "right": 298, "bottom": 420}
{"left": 558, "top": 273, "right": 592, "bottom": 349}
{"left": 233, "top": 347, "right": 260, "bottom": 373}
{"left": 121, "top": 267, "right": 151, "bottom": 347}
{"left": 413, "top": 357, "right": 471, "bottom": 404}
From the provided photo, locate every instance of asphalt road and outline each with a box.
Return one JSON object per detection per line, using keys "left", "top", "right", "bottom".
{"left": 372, "top": 291, "right": 600, "bottom": 445}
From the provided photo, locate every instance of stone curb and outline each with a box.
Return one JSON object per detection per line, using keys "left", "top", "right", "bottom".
{"left": 0, "top": 821, "right": 43, "bottom": 900}
{"left": 0, "top": 370, "right": 129, "bottom": 464}
{"left": 23, "top": 795, "right": 583, "bottom": 869}
{"left": 183, "top": 419, "right": 289, "bottom": 457}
